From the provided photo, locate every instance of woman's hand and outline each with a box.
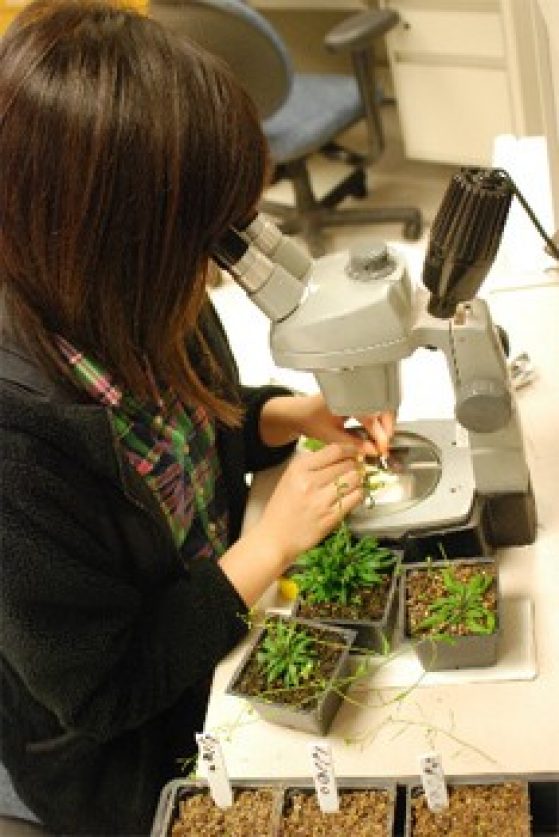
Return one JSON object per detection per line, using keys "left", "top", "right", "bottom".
{"left": 222, "top": 395, "right": 395, "bottom": 607}
{"left": 254, "top": 443, "right": 363, "bottom": 569}
{"left": 259, "top": 392, "right": 395, "bottom": 457}
{"left": 354, "top": 410, "right": 395, "bottom": 457}
{"left": 220, "top": 442, "right": 363, "bottom": 605}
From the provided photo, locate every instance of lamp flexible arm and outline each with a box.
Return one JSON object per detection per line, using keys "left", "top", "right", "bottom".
{"left": 495, "top": 168, "right": 559, "bottom": 260}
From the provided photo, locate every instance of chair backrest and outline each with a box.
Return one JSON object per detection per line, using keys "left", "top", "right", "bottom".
{"left": 148, "top": 0, "right": 293, "bottom": 119}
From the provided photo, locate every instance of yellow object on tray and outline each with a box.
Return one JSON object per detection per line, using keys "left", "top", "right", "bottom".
{"left": 278, "top": 576, "right": 299, "bottom": 601}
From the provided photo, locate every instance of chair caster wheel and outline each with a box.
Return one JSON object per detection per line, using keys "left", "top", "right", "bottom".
{"left": 403, "top": 217, "right": 423, "bottom": 240}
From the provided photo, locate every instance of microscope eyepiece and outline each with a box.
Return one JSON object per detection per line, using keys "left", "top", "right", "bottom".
{"left": 213, "top": 228, "right": 248, "bottom": 270}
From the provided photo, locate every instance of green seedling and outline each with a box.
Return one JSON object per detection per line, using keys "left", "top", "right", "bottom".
{"left": 291, "top": 520, "right": 398, "bottom": 607}
{"left": 359, "top": 462, "right": 399, "bottom": 505}
{"left": 256, "top": 619, "right": 318, "bottom": 689}
{"left": 302, "top": 436, "right": 325, "bottom": 452}
{"left": 416, "top": 566, "right": 497, "bottom": 638}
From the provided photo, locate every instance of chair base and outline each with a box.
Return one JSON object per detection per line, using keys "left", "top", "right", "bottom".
{"left": 262, "top": 156, "right": 423, "bottom": 257}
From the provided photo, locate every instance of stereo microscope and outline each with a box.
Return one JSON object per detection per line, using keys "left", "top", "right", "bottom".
{"left": 215, "top": 168, "right": 553, "bottom": 557}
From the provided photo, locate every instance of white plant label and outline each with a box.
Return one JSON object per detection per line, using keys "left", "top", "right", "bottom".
{"left": 309, "top": 740, "right": 339, "bottom": 813}
{"left": 195, "top": 732, "right": 233, "bottom": 809}
{"left": 419, "top": 751, "right": 449, "bottom": 813}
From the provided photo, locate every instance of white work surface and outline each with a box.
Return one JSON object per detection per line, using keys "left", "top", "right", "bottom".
{"left": 206, "top": 251, "right": 559, "bottom": 780}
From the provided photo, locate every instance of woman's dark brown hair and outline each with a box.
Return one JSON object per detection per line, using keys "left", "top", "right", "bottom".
{"left": 0, "top": 0, "right": 269, "bottom": 424}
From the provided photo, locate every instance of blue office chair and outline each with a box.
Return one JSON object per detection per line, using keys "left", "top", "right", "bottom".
{"left": 148, "top": 0, "right": 423, "bottom": 256}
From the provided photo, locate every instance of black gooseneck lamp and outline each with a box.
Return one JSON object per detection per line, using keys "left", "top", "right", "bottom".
{"left": 422, "top": 167, "right": 559, "bottom": 320}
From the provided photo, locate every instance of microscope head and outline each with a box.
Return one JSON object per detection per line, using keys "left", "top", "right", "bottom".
{"left": 214, "top": 221, "right": 414, "bottom": 415}
{"left": 313, "top": 361, "right": 402, "bottom": 417}
{"left": 422, "top": 168, "right": 513, "bottom": 318}
{"left": 268, "top": 239, "right": 414, "bottom": 416}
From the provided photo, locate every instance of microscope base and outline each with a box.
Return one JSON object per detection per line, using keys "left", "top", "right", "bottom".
{"left": 349, "top": 420, "right": 536, "bottom": 554}
{"left": 379, "top": 483, "right": 537, "bottom": 562}
{"left": 482, "top": 479, "right": 537, "bottom": 547}
{"left": 382, "top": 496, "right": 491, "bottom": 563}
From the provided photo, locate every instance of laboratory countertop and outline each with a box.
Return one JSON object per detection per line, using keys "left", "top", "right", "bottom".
{"left": 205, "top": 264, "right": 559, "bottom": 783}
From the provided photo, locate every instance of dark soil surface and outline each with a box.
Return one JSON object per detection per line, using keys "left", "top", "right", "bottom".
{"left": 405, "top": 563, "right": 497, "bottom": 638}
{"left": 297, "top": 574, "right": 392, "bottom": 622}
{"left": 280, "top": 788, "right": 392, "bottom": 836}
{"left": 171, "top": 787, "right": 278, "bottom": 836}
{"left": 232, "top": 620, "right": 350, "bottom": 709}
{"left": 410, "top": 781, "right": 530, "bottom": 836}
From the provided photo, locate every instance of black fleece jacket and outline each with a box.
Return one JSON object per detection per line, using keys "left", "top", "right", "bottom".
{"left": 0, "top": 304, "right": 295, "bottom": 835}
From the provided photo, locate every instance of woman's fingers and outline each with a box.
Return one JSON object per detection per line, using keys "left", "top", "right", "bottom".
{"left": 324, "top": 484, "right": 364, "bottom": 525}
{"left": 307, "top": 455, "right": 364, "bottom": 515}
{"left": 356, "top": 412, "right": 395, "bottom": 456}
{"left": 299, "top": 444, "right": 363, "bottom": 493}
{"left": 378, "top": 411, "right": 395, "bottom": 439}
{"left": 370, "top": 415, "right": 390, "bottom": 455}
{"left": 329, "top": 468, "right": 362, "bottom": 503}
{"left": 258, "top": 442, "right": 367, "bottom": 563}
{"left": 304, "top": 442, "right": 360, "bottom": 469}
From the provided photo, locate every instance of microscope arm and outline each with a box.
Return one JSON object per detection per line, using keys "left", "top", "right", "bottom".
{"left": 411, "top": 290, "right": 531, "bottom": 494}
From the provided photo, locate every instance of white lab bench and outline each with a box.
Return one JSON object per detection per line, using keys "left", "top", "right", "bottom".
{"left": 206, "top": 255, "right": 559, "bottom": 783}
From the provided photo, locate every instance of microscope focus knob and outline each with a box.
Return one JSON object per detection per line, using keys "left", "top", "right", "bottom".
{"left": 346, "top": 240, "right": 393, "bottom": 280}
{"left": 455, "top": 379, "right": 512, "bottom": 433}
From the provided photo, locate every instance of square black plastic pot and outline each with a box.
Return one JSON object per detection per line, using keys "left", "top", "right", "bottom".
{"left": 226, "top": 615, "right": 357, "bottom": 736}
{"left": 292, "top": 550, "right": 403, "bottom": 654}
{"left": 404, "top": 775, "right": 533, "bottom": 836}
{"left": 150, "top": 778, "right": 283, "bottom": 837}
{"left": 398, "top": 557, "right": 500, "bottom": 671}
{"left": 280, "top": 778, "right": 397, "bottom": 836}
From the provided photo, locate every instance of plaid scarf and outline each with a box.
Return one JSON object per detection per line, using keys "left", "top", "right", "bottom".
{"left": 56, "top": 336, "right": 228, "bottom": 559}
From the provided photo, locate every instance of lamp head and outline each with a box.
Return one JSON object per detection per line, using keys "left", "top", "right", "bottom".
{"left": 422, "top": 168, "right": 513, "bottom": 318}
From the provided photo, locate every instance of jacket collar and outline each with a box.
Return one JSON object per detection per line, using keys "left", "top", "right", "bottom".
{"left": 0, "top": 339, "right": 71, "bottom": 400}
{"left": 0, "top": 296, "right": 70, "bottom": 400}
{"left": 0, "top": 309, "right": 122, "bottom": 478}
{"left": 0, "top": 311, "right": 174, "bottom": 538}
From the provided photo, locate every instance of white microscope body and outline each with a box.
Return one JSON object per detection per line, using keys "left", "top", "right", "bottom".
{"left": 217, "top": 206, "right": 536, "bottom": 549}
{"left": 272, "top": 241, "right": 528, "bottom": 486}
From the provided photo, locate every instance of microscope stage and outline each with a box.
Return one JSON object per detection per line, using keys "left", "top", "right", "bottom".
{"left": 349, "top": 420, "right": 476, "bottom": 539}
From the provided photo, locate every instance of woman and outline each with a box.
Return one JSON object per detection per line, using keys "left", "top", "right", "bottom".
{"left": 0, "top": 2, "right": 393, "bottom": 833}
